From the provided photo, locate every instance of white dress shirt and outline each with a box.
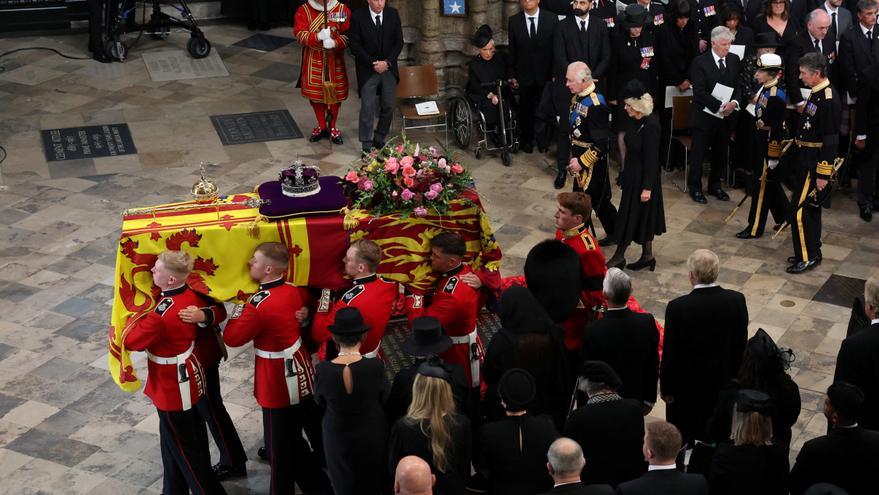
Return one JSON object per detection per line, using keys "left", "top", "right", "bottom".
{"left": 526, "top": 8, "right": 540, "bottom": 37}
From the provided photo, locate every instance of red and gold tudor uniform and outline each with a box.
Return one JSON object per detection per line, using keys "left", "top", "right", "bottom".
{"left": 223, "top": 278, "right": 327, "bottom": 494}
{"left": 312, "top": 274, "right": 398, "bottom": 360}
{"left": 293, "top": 0, "right": 350, "bottom": 138}
{"left": 556, "top": 223, "right": 607, "bottom": 352}
{"left": 406, "top": 264, "right": 483, "bottom": 388}
{"left": 123, "top": 285, "right": 226, "bottom": 495}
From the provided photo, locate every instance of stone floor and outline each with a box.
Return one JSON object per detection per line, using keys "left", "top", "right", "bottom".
{"left": 1, "top": 24, "right": 878, "bottom": 494}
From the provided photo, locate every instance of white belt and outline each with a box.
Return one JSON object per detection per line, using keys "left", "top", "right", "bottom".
{"left": 255, "top": 338, "right": 303, "bottom": 406}
{"left": 147, "top": 342, "right": 195, "bottom": 411}
{"left": 449, "top": 328, "right": 480, "bottom": 387}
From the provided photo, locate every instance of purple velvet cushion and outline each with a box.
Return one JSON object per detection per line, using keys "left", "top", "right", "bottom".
{"left": 257, "top": 176, "right": 348, "bottom": 219}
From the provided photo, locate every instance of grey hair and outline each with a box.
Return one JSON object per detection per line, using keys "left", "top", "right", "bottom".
{"left": 603, "top": 267, "right": 632, "bottom": 306}
{"left": 807, "top": 8, "right": 830, "bottom": 25}
{"left": 568, "top": 61, "right": 593, "bottom": 83}
{"left": 581, "top": 378, "right": 614, "bottom": 396}
{"left": 799, "top": 52, "right": 827, "bottom": 76}
{"left": 710, "top": 25, "right": 734, "bottom": 42}
{"left": 547, "top": 438, "right": 585, "bottom": 475}
{"left": 857, "top": 0, "right": 878, "bottom": 13}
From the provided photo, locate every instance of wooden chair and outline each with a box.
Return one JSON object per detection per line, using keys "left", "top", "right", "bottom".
{"left": 396, "top": 64, "right": 448, "bottom": 147}
{"left": 667, "top": 95, "right": 694, "bottom": 192}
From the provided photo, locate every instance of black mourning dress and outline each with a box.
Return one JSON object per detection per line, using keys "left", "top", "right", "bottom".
{"left": 614, "top": 112, "right": 666, "bottom": 245}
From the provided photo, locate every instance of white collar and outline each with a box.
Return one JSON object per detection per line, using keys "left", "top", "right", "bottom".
{"left": 526, "top": 8, "right": 540, "bottom": 19}
{"left": 862, "top": 23, "right": 875, "bottom": 35}
{"left": 824, "top": 2, "right": 838, "bottom": 14}
{"left": 606, "top": 305, "right": 627, "bottom": 311}
{"left": 578, "top": 13, "right": 590, "bottom": 24}
{"left": 308, "top": 0, "right": 338, "bottom": 11}
{"left": 648, "top": 464, "right": 678, "bottom": 471}
{"left": 370, "top": 7, "right": 382, "bottom": 19}
{"left": 693, "top": 283, "right": 719, "bottom": 289}
{"left": 712, "top": 50, "right": 726, "bottom": 65}
{"left": 810, "top": 33, "right": 822, "bottom": 45}
{"left": 553, "top": 481, "right": 581, "bottom": 487}
{"left": 871, "top": 318, "right": 879, "bottom": 325}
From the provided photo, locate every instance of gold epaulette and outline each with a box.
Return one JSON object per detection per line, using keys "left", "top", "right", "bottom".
{"left": 767, "top": 140, "right": 783, "bottom": 158}
{"left": 770, "top": 87, "right": 777, "bottom": 97}
{"left": 795, "top": 139, "right": 823, "bottom": 148}
{"left": 581, "top": 232, "right": 596, "bottom": 250}
{"left": 581, "top": 148, "right": 600, "bottom": 167}
{"left": 590, "top": 93, "right": 600, "bottom": 106}
{"left": 824, "top": 87, "right": 832, "bottom": 99}
{"left": 816, "top": 160, "right": 834, "bottom": 176}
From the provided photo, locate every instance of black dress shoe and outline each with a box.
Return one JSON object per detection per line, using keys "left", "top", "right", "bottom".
{"left": 735, "top": 228, "right": 758, "bottom": 239}
{"left": 690, "top": 190, "right": 707, "bottom": 204}
{"left": 860, "top": 206, "right": 873, "bottom": 222}
{"left": 257, "top": 447, "right": 268, "bottom": 460}
{"left": 554, "top": 170, "right": 567, "bottom": 189}
{"left": 309, "top": 128, "right": 328, "bottom": 142}
{"left": 787, "top": 254, "right": 822, "bottom": 265}
{"left": 213, "top": 463, "right": 246, "bottom": 480}
{"left": 710, "top": 188, "right": 730, "bottom": 201}
{"left": 330, "top": 128, "right": 343, "bottom": 145}
{"left": 627, "top": 258, "right": 657, "bottom": 271}
{"left": 93, "top": 53, "right": 112, "bottom": 63}
{"left": 786, "top": 258, "right": 820, "bottom": 274}
{"left": 521, "top": 142, "right": 533, "bottom": 153}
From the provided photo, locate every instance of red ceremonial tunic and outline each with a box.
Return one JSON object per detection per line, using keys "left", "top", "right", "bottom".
{"left": 312, "top": 274, "right": 398, "bottom": 358}
{"left": 223, "top": 279, "right": 316, "bottom": 409}
{"left": 192, "top": 298, "right": 227, "bottom": 369}
{"left": 293, "top": 0, "right": 350, "bottom": 102}
{"left": 407, "top": 264, "right": 483, "bottom": 387}
{"left": 556, "top": 224, "right": 608, "bottom": 351}
{"left": 123, "top": 285, "right": 206, "bottom": 412}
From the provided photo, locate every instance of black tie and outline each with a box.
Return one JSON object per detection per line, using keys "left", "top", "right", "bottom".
{"left": 830, "top": 12, "right": 837, "bottom": 40}
{"left": 719, "top": 57, "right": 726, "bottom": 76}
{"left": 376, "top": 14, "right": 381, "bottom": 29}
{"left": 869, "top": 30, "right": 875, "bottom": 56}
{"left": 814, "top": 38, "right": 820, "bottom": 51}
{"left": 376, "top": 14, "right": 382, "bottom": 52}
{"left": 529, "top": 17, "right": 537, "bottom": 39}
{"left": 580, "top": 20, "right": 586, "bottom": 33}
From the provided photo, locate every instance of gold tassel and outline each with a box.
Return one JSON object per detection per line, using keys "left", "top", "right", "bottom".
{"left": 342, "top": 207, "right": 360, "bottom": 230}
{"left": 247, "top": 215, "right": 267, "bottom": 238}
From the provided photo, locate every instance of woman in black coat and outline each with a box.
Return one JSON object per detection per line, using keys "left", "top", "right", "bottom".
{"left": 466, "top": 24, "right": 511, "bottom": 129}
{"left": 609, "top": 4, "right": 660, "bottom": 164}
{"left": 482, "top": 286, "right": 571, "bottom": 429}
{"left": 605, "top": 82, "right": 665, "bottom": 271}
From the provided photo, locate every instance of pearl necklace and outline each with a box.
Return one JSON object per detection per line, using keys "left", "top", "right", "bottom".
{"left": 337, "top": 351, "right": 361, "bottom": 356}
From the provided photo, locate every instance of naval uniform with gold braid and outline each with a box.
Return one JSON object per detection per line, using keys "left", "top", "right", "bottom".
{"left": 569, "top": 84, "right": 617, "bottom": 236}
{"left": 123, "top": 285, "right": 226, "bottom": 495}
{"left": 743, "top": 79, "right": 790, "bottom": 237}
{"left": 788, "top": 79, "right": 841, "bottom": 267}
{"left": 223, "top": 279, "right": 330, "bottom": 495}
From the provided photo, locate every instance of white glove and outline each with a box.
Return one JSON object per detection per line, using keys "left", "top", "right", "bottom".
{"left": 317, "top": 27, "right": 331, "bottom": 41}
{"left": 768, "top": 159, "right": 779, "bottom": 170}
{"left": 323, "top": 38, "right": 336, "bottom": 49}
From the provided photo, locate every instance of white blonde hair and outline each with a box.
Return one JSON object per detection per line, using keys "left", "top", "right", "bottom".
{"left": 625, "top": 93, "right": 654, "bottom": 116}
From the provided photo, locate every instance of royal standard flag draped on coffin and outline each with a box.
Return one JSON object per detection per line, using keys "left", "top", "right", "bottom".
{"left": 109, "top": 191, "right": 501, "bottom": 392}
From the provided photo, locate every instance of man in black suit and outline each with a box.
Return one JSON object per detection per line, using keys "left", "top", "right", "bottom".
{"left": 839, "top": 0, "right": 878, "bottom": 94}
{"left": 565, "top": 362, "right": 647, "bottom": 487}
{"left": 509, "top": 0, "right": 559, "bottom": 153}
{"left": 581, "top": 268, "right": 659, "bottom": 413}
{"left": 348, "top": 0, "right": 404, "bottom": 154}
{"left": 687, "top": 25, "right": 742, "bottom": 203}
{"left": 790, "top": 382, "right": 879, "bottom": 495}
{"left": 788, "top": 9, "right": 838, "bottom": 106}
{"left": 540, "top": 437, "right": 614, "bottom": 495}
{"left": 615, "top": 421, "right": 708, "bottom": 495}
{"left": 833, "top": 276, "right": 879, "bottom": 430}
{"left": 552, "top": 0, "right": 612, "bottom": 187}
{"left": 660, "top": 249, "right": 748, "bottom": 446}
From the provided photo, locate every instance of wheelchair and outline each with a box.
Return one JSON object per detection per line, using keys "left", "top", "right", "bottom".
{"left": 448, "top": 79, "right": 519, "bottom": 166}
{"left": 103, "top": 0, "right": 211, "bottom": 62}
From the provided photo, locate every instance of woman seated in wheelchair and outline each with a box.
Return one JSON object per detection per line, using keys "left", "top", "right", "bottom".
{"left": 465, "top": 24, "right": 514, "bottom": 145}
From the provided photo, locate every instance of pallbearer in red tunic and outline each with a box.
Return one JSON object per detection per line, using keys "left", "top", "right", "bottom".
{"left": 406, "top": 232, "right": 484, "bottom": 391}
{"left": 294, "top": 0, "right": 351, "bottom": 144}
{"left": 223, "top": 242, "right": 331, "bottom": 495}
{"left": 311, "top": 239, "right": 398, "bottom": 360}
{"left": 123, "top": 250, "right": 226, "bottom": 495}
{"left": 554, "top": 192, "right": 607, "bottom": 356}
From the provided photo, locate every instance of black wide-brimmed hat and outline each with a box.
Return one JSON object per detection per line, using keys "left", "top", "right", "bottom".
{"left": 472, "top": 24, "right": 493, "bottom": 48}
{"left": 622, "top": 4, "right": 648, "bottom": 28}
{"left": 401, "top": 317, "right": 453, "bottom": 357}
{"left": 499, "top": 368, "right": 536, "bottom": 412}
{"left": 754, "top": 32, "right": 782, "bottom": 48}
{"left": 328, "top": 307, "right": 370, "bottom": 336}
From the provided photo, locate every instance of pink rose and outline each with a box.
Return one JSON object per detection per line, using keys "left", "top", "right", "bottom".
{"left": 391, "top": 190, "right": 398, "bottom": 197}
{"left": 401, "top": 165, "right": 417, "bottom": 178}
{"left": 403, "top": 176, "right": 415, "bottom": 188}
{"left": 425, "top": 189, "right": 438, "bottom": 200}
{"left": 359, "top": 179, "right": 373, "bottom": 191}
{"left": 345, "top": 170, "right": 360, "bottom": 183}
{"left": 438, "top": 157, "right": 447, "bottom": 168}
{"left": 401, "top": 188, "right": 415, "bottom": 201}
{"left": 451, "top": 163, "right": 464, "bottom": 174}
{"left": 430, "top": 183, "right": 443, "bottom": 193}
{"left": 395, "top": 144, "right": 405, "bottom": 153}
{"left": 384, "top": 157, "right": 400, "bottom": 174}
{"left": 413, "top": 206, "right": 428, "bottom": 217}
{"left": 400, "top": 156, "right": 415, "bottom": 168}
{"left": 429, "top": 146, "right": 439, "bottom": 158}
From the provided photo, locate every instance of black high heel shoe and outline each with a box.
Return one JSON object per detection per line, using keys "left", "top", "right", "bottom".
{"left": 627, "top": 258, "right": 656, "bottom": 271}
{"left": 606, "top": 257, "right": 627, "bottom": 270}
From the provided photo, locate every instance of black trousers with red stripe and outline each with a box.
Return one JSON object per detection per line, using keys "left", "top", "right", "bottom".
{"left": 197, "top": 364, "right": 247, "bottom": 470}
{"left": 263, "top": 398, "right": 331, "bottom": 495}
{"left": 158, "top": 408, "right": 227, "bottom": 495}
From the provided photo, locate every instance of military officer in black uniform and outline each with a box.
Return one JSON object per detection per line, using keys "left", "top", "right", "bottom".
{"left": 786, "top": 52, "right": 841, "bottom": 274}
{"left": 737, "top": 53, "right": 791, "bottom": 240}
{"left": 565, "top": 61, "right": 618, "bottom": 243}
